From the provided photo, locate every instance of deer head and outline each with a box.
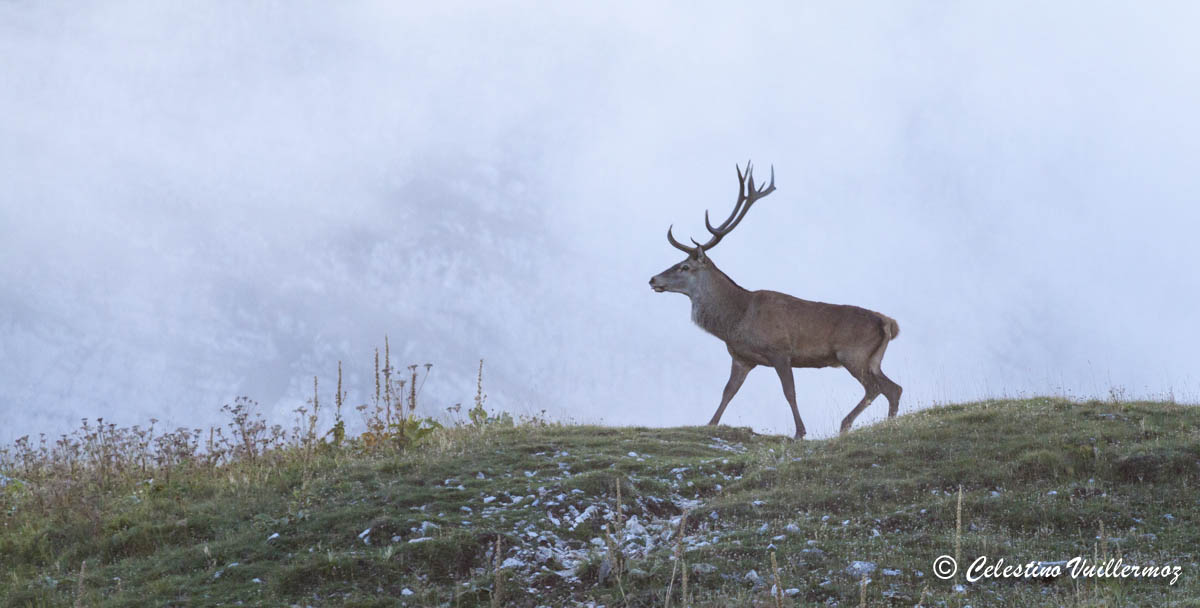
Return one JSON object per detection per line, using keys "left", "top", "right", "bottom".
{"left": 649, "top": 162, "right": 775, "bottom": 298}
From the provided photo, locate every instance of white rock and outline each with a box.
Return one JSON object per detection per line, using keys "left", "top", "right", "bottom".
{"left": 501, "top": 557, "right": 525, "bottom": 569}
{"left": 401, "top": 588, "right": 414, "bottom": 596}
{"left": 572, "top": 505, "right": 599, "bottom": 528}
{"left": 358, "top": 528, "right": 371, "bottom": 544}
{"left": 624, "top": 516, "right": 647, "bottom": 536}
{"left": 846, "top": 561, "right": 876, "bottom": 577}
{"left": 267, "top": 532, "right": 280, "bottom": 541}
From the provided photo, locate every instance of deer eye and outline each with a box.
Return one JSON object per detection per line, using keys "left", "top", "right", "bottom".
{"left": 680, "top": 264, "right": 690, "bottom": 271}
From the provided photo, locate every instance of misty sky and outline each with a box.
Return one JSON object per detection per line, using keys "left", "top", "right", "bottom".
{"left": 2, "top": 2, "right": 1198, "bottom": 442}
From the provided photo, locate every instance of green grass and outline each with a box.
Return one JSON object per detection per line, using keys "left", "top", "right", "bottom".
{"left": 2, "top": 398, "right": 1198, "bottom": 607}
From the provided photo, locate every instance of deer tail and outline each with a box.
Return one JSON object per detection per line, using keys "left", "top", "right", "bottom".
{"left": 879, "top": 314, "right": 900, "bottom": 341}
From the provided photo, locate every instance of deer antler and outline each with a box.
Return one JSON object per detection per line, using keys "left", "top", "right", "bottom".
{"left": 668, "top": 161, "right": 775, "bottom": 256}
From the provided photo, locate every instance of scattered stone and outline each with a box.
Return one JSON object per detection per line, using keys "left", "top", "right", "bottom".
{"left": 267, "top": 532, "right": 280, "bottom": 542}
{"left": 882, "top": 568, "right": 901, "bottom": 576}
{"left": 401, "top": 588, "right": 414, "bottom": 596}
{"left": 692, "top": 563, "right": 718, "bottom": 574}
{"left": 846, "top": 561, "right": 876, "bottom": 578}
{"left": 358, "top": 528, "right": 371, "bottom": 544}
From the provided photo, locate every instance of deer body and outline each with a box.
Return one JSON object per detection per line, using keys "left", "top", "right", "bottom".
{"left": 650, "top": 163, "right": 901, "bottom": 438}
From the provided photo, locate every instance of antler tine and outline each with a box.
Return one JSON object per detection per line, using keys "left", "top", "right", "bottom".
{"left": 706, "top": 161, "right": 752, "bottom": 235}
{"left": 704, "top": 199, "right": 746, "bottom": 235}
{"left": 666, "top": 224, "right": 696, "bottom": 255}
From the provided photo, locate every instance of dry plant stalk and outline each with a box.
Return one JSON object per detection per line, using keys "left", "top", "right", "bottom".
{"left": 771, "top": 551, "right": 784, "bottom": 608}
{"left": 73, "top": 560, "right": 86, "bottom": 608}
{"left": 604, "top": 523, "right": 627, "bottom": 604}
{"left": 492, "top": 535, "right": 503, "bottom": 608}
{"left": 955, "top": 484, "right": 963, "bottom": 585}
{"left": 664, "top": 510, "right": 689, "bottom": 608}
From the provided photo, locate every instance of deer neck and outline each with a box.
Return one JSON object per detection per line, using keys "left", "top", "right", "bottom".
{"left": 689, "top": 266, "right": 750, "bottom": 341}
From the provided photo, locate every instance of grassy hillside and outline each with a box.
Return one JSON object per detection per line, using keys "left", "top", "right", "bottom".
{"left": 2, "top": 398, "right": 1198, "bottom": 607}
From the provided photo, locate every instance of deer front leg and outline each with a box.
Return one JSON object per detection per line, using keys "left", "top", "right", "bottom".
{"left": 772, "top": 361, "right": 806, "bottom": 439}
{"left": 709, "top": 357, "right": 753, "bottom": 426}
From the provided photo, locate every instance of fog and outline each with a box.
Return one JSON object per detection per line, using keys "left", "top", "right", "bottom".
{"left": 3, "top": 2, "right": 1198, "bottom": 442}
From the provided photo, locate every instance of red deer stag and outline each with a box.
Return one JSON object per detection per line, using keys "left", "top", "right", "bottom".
{"left": 648, "top": 162, "right": 901, "bottom": 438}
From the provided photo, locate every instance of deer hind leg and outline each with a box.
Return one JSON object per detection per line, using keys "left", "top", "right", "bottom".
{"left": 838, "top": 352, "right": 880, "bottom": 435}
{"left": 772, "top": 361, "right": 806, "bottom": 439}
{"left": 709, "top": 357, "right": 754, "bottom": 426}
{"left": 864, "top": 335, "right": 902, "bottom": 418}
{"left": 876, "top": 372, "right": 902, "bottom": 418}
